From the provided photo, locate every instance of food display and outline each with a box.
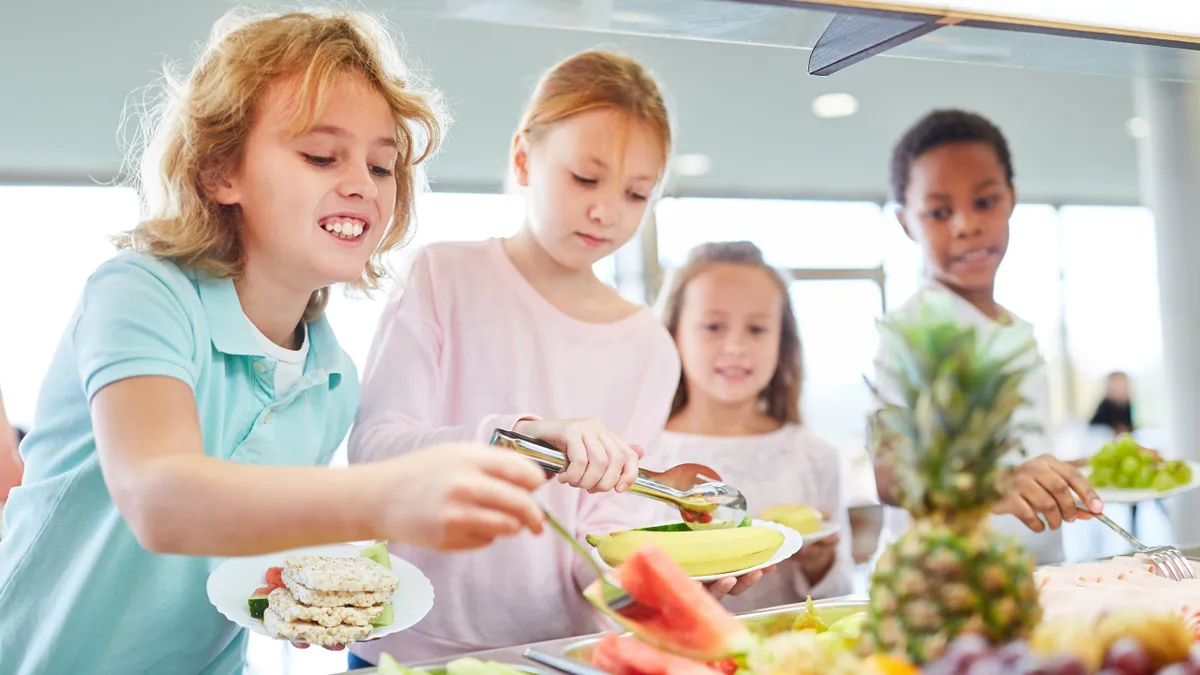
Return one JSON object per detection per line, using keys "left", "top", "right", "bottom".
{"left": 252, "top": 543, "right": 398, "bottom": 647}
{"left": 586, "top": 525, "right": 786, "bottom": 577}
{"left": 1088, "top": 435, "right": 1193, "bottom": 492}
{"left": 362, "top": 302, "right": 1200, "bottom": 675}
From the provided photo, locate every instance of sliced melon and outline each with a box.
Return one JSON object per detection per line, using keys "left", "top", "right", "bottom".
{"left": 592, "top": 634, "right": 724, "bottom": 675}
{"left": 584, "top": 544, "right": 756, "bottom": 661}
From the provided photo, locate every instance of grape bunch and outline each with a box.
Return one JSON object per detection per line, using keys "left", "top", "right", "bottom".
{"left": 922, "top": 635, "right": 1200, "bottom": 675}
{"left": 923, "top": 635, "right": 1084, "bottom": 675}
{"left": 1089, "top": 435, "right": 1192, "bottom": 492}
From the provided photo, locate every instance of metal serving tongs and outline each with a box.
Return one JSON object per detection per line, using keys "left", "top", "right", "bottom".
{"left": 491, "top": 428, "right": 749, "bottom": 530}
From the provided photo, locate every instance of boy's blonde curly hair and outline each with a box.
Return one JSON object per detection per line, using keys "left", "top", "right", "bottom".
{"left": 118, "top": 8, "right": 444, "bottom": 320}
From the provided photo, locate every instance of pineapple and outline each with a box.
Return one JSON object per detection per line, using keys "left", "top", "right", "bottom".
{"left": 862, "top": 292, "right": 1043, "bottom": 665}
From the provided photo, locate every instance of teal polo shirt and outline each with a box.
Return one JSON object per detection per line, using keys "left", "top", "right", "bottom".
{"left": 0, "top": 251, "right": 360, "bottom": 675}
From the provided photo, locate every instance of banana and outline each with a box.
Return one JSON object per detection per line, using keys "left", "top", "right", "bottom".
{"left": 758, "top": 504, "right": 823, "bottom": 535}
{"left": 586, "top": 526, "right": 785, "bottom": 576}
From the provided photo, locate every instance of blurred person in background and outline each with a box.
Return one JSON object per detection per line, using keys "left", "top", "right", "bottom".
{"left": 1090, "top": 371, "right": 1135, "bottom": 436}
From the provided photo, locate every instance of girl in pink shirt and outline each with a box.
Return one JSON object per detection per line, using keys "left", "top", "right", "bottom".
{"left": 347, "top": 51, "right": 761, "bottom": 667}
{"left": 656, "top": 241, "right": 855, "bottom": 613}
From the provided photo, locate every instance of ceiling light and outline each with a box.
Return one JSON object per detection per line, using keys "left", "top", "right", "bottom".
{"left": 812, "top": 93, "right": 859, "bottom": 118}
{"left": 672, "top": 154, "right": 711, "bottom": 177}
{"left": 1126, "top": 116, "right": 1150, "bottom": 139}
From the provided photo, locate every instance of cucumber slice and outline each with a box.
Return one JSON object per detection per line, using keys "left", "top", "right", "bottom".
{"left": 248, "top": 595, "right": 269, "bottom": 620}
{"left": 361, "top": 542, "right": 395, "bottom": 628}
{"left": 371, "top": 603, "right": 395, "bottom": 627}
{"left": 378, "top": 653, "right": 424, "bottom": 675}
{"left": 360, "top": 541, "right": 393, "bottom": 570}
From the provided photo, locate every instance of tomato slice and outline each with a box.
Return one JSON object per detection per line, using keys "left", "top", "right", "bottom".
{"left": 252, "top": 585, "right": 272, "bottom": 597}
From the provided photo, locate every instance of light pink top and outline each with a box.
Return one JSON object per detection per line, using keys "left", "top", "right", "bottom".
{"left": 656, "top": 424, "right": 855, "bottom": 613}
{"left": 348, "top": 238, "right": 681, "bottom": 663}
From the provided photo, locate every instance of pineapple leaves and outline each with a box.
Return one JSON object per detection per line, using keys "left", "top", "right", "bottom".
{"left": 867, "top": 293, "right": 1040, "bottom": 514}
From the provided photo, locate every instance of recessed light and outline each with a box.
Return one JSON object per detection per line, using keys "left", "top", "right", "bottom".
{"left": 812, "top": 93, "right": 859, "bottom": 118}
{"left": 672, "top": 154, "right": 711, "bottom": 177}
{"left": 1126, "top": 116, "right": 1150, "bottom": 139}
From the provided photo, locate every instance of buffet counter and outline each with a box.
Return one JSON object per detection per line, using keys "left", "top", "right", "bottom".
{"left": 335, "top": 544, "right": 1200, "bottom": 675}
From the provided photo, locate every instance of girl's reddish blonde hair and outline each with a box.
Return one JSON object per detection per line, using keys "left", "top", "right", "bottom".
{"left": 517, "top": 49, "right": 672, "bottom": 170}
{"left": 658, "top": 241, "right": 804, "bottom": 425}
{"left": 118, "top": 9, "right": 444, "bottom": 320}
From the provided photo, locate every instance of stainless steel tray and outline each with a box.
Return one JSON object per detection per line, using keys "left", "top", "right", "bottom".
{"left": 346, "top": 662, "right": 546, "bottom": 675}
{"left": 335, "top": 597, "right": 870, "bottom": 674}
{"left": 559, "top": 598, "right": 870, "bottom": 664}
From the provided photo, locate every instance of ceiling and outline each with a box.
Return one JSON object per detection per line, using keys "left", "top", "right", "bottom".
{"left": 0, "top": 0, "right": 1148, "bottom": 204}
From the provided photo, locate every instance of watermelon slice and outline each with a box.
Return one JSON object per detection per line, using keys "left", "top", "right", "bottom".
{"left": 583, "top": 544, "right": 755, "bottom": 661}
{"left": 592, "top": 634, "right": 724, "bottom": 675}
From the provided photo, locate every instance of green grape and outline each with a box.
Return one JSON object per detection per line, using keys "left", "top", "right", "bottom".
{"left": 1091, "top": 467, "right": 1115, "bottom": 488}
{"left": 1116, "top": 434, "right": 1141, "bottom": 454}
{"left": 1153, "top": 472, "right": 1178, "bottom": 492}
{"left": 1135, "top": 465, "right": 1157, "bottom": 489}
{"left": 1167, "top": 460, "right": 1193, "bottom": 484}
{"left": 1120, "top": 456, "right": 1142, "bottom": 476}
{"left": 1115, "top": 472, "right": 1133, "bottom": 488}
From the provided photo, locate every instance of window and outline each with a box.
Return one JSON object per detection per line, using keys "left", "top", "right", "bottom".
{"left": 656, "top": 198, "right": 884, "bottom": 269}
{"left": 0, "top": 186, "right": 135, "bottom": 428}
{"left": 788, "top": 280, "right": 883, "bottom": 455}
{"left": 1059, "top": 205, "right": 1163, "bottom": 427}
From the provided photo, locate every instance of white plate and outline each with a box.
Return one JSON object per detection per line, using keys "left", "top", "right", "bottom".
{"left": 206, "top": 543, "right": 434, "bottom": 642}
{"left": 800, "top": 521, "right": 841, "bottom": 544}
{"left": 1084, "top": 461, "right": 1200, "bottom": 505}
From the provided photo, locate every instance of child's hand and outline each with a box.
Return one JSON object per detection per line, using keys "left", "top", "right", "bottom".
{"left": 513, "top": 418, "right": 642, "bottom": 493}
{"left": 378, "top": 444, "right": 547, "bottom": 551}
{"left": 992, "top": 454, "right": 1103, "bottom": 532}
{"left": 792, "top": 532, "right": 839, "bottom": 585}
{"left": 705, "top": 566, "right": 776, "bottom": 600}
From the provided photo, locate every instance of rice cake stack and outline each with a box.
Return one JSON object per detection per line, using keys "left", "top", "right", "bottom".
{"left": 264, "top": 555, "right": 398, "bottom": 647}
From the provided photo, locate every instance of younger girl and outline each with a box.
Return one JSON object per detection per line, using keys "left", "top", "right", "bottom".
{"left": 872, "top": 109, "right": 1104, "bottom": 565}
{"left": 0, "top": 11, "right": 546, "bottom": 675}
{"left": 348, "top": 50, "right": 762, "bottom": 668}
{"left": 657, "top": 241, "right": 854, "bottom": 612}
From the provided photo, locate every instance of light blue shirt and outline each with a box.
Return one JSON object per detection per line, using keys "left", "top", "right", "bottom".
{"left": 0, "top": 252, "right": 360, "bottom": 675}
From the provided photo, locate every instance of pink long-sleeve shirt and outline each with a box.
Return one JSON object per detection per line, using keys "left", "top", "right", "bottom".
{"left": 656, "top": 424, "right": 855, "bottom": 613}
{"left": 347, "top": 238, "right": 681, "bottom": 663}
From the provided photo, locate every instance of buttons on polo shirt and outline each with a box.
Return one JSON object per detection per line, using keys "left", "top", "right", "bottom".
{"left": 254, "top": 361, "right": 267, "bottom": 374}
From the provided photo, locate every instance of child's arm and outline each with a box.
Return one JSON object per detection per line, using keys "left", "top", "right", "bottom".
{"left": 93, "top": 374, "right": 545, "bottom": 556}
{"left": 0, "top": 386, "right": 21, "bottom": 502}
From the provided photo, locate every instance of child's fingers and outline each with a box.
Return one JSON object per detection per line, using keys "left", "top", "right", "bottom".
{"left": 996, "top": 493, "right": 1044, "bottom": 532}
{"left": 466, "top": 477, "right": 544, "bottom": 534}
{"left": 1054, "top": 458, "right": 1104, "bottom": 514}
{"left": 1016, "top": 472, "right": 1063, "bottom": 530}
{"left": 559, "top": 430, "right": 588, "bottom": 486}
{"left": 477, "top": 450, "right": 549, "bottom": 491}
{"left": 591, "top": 434, "right": 627, "bottom": 493}
{"left": 1031, "top": 465, "right": 1079, "bottom": 524}
{"left": 576, "top": 432, "right": 608, "bottom": 491}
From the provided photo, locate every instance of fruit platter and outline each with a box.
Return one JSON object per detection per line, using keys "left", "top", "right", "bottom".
{"left": 1084, "top": 434, "right": 1200, "bottom": 504}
